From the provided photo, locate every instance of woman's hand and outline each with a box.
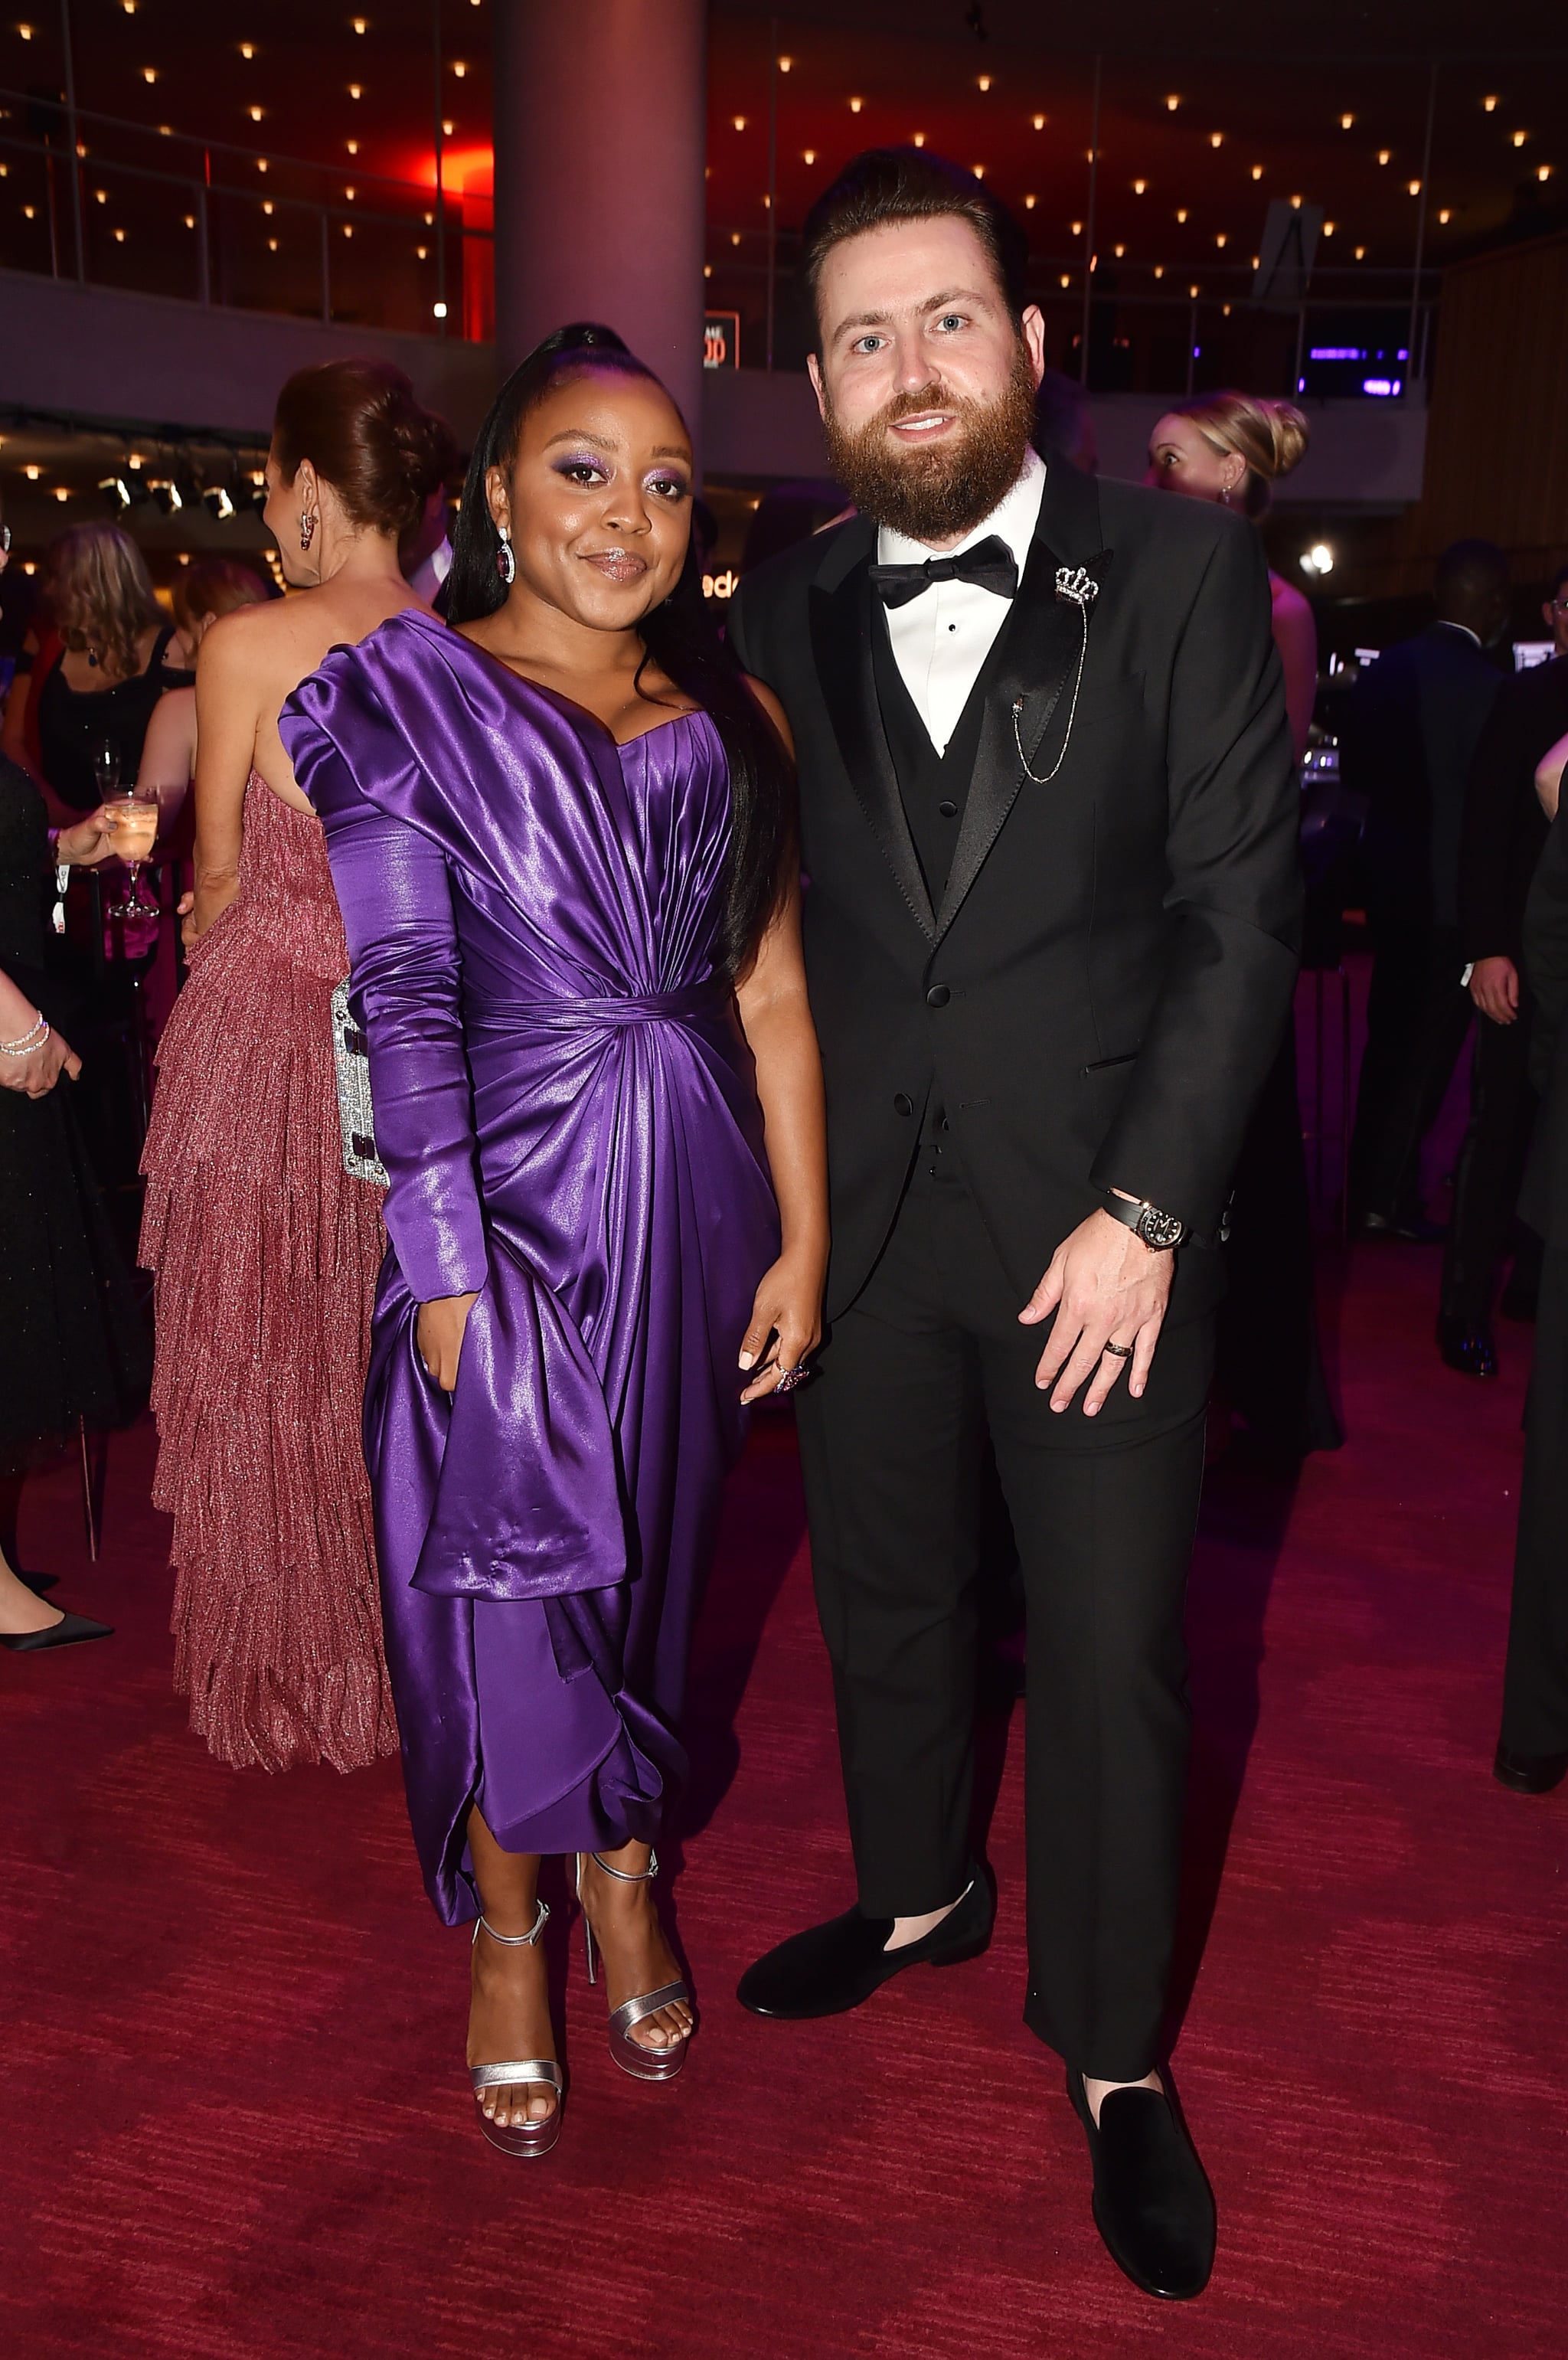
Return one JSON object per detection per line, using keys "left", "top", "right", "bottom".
{"left": 416, "top": 1291, "right": 480, "bottom": 1392}
{"left": 55, "top": 809, "right": 118, "bottom": 867}
{"left": 738, "top": 1248, "right": 825, "bottom": 1404}
{"left": 0, "top": 1025, "right": 81, "bottom": 1097}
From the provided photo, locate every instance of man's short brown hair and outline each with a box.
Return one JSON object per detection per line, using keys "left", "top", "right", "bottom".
{"left": 800, "top": 147, "right": 1031, "bottom": 346}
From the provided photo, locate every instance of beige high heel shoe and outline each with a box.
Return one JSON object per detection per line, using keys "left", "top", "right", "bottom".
{"left": 468, "top": 1898, "right": 564, "bottom": 2156}
{"left": 575, "top": 1851, "right": 694, "bottom": 2082}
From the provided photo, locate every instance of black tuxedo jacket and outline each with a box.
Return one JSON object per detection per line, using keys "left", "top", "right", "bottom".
{"left": 728, "top": 459, "right": 1302, "bottom": 1323}
{"left": 1459, "top": 655, "right": 1567, "bottom": 966}
{"left": 1522, "top": 807, "right": 1568, "bottom": 1249}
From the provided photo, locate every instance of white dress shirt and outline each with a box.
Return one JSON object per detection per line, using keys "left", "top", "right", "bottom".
{"left": 877, "top": 446, "right": 1047, "bottom": 755}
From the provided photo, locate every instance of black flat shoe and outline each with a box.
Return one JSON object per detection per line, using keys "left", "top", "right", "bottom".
{"left": 1436, "top": 1317, "right": 1498, "bottom": 1378}
{"left": 1494, "top": 1744, "right": 1568, "bottom": 1795}
{"left": 0, "top": 1610, "right": 113, "bottom": 1653}
{"left": 1067, "top": 2066, "right": 1215, "bottom": 2301}
{"left": 737, "top": 1866, "right": 993, "bottom": 2019}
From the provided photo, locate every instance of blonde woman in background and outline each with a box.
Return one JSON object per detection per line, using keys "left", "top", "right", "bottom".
{"left": 1147, "top": 391, "right": 1342, "bottom": 1456}
{"left": 1146, "top": 394, "right": 1317, "bottom": 764}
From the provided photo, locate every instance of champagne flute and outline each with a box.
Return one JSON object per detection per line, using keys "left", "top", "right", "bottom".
{"left": 106, "top": 783, "right": 160, "bottom": 921}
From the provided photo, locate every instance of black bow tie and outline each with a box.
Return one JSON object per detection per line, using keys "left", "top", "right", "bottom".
{"left": 868, "top": 534, "right": 1019, "bottom": 610}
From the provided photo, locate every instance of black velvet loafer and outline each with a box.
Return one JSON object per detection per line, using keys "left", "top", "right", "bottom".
{"left": 1494, "top": 1744, "right": 1568, "bottom": 1796}
{"left": 1067, "top": 2066, "right": 1215, "bottom": 2301}
{"left": 737, "top": 1866, "right": 994, "bottom": 2019}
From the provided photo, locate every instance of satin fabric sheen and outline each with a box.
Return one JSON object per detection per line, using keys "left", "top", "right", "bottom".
{"left": 280, "top": 609, "right": 779, "bottom": 1923}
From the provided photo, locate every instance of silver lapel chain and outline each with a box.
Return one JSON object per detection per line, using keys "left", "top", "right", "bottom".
{"left": 1012, "top": 566, "right": 1099, "bottom": 785}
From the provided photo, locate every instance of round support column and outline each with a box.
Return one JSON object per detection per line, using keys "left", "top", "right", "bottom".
{"left": 493, "top": 0, "right": 707, "bottom": 451}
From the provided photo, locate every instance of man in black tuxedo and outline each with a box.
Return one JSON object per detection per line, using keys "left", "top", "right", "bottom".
{"left": 728, "top": 151, "right": 1299, "bottom": 2300}
{"left": 1341, "top": 544, "right": 1508, "bottom": 1240}
{"left": 1439, "top": 567, "right": 1568, "bottom": 1375}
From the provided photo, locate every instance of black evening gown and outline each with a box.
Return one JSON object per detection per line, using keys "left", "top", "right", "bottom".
{"left": 0, "top": 755, "right": 151, "bottom": 1463}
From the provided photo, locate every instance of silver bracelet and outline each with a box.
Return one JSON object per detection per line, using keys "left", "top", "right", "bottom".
{"left": 0, "top": 1011, "right": 48, "bottom": 1058}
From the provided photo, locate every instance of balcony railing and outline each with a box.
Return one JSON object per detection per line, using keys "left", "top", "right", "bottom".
{"left": 0, "top": 88, "right": 493, "bottom": 340}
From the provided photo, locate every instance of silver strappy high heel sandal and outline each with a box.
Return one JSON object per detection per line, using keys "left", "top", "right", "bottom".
{"left": 469, "top": 1899, "right": 564, "bottom": 2156}
{"left": 575, "top": 1851, "right": 694, "bottom": 2083}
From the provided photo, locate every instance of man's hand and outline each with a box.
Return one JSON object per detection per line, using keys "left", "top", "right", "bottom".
{"left": 1469, "top": 955, "right": 1520, "bottom": 1027}
{"left": 1018, "top": 1204, "right": 1175, "bottom": 1414}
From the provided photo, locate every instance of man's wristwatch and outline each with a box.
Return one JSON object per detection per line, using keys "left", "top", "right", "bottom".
{"left": 1101, "top": 1193, "right": 1186, "bottom": 1251}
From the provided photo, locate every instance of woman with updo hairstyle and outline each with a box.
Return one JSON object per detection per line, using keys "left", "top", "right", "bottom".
{"left": 280, "top": 322, "right": 825, "bottom": 2156}
{"left": 139, "top": 358, "right": 455, "bottom": 1773}
{"left": 1145, "top": 390, "right": 1341, "bottom": 1456}
{"left": 1146, "top": 392, "right": 1317, "bottom": 763}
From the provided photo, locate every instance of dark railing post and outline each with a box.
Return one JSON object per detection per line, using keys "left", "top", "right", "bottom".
{"left": 58, "top": 0, "right": 86, "bottom": 281}
{"left": 195, "top": 181, "right": 211, "bottom": 304}
{"left": 1407, "top": 61, "right": 1438, "bottom": 400}
{"left": 1079, "top": 53, "right": 1101, "bottom": 388}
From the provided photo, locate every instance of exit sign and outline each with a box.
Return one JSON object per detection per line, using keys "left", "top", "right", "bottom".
{"left": 704, "top": 311, "right": 740, "bottom": 369}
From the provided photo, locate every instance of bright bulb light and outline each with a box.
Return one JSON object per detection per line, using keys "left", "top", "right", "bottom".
{"left": 433, "top": 300, "right": 447, "bottom": 319}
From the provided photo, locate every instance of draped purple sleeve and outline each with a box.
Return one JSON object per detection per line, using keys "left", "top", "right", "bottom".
{"left": 312, "top": 790, "right": 488, "bottom": 1303}
{"left": 281, "top": 662, "right": 629, "bottom": 1608}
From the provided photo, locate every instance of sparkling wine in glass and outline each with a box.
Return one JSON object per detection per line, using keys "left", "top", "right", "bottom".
{"left": 107, "top": 783, "right": 161, "bottom": 923}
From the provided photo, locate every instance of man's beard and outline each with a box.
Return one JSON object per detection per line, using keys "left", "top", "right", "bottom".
{"left": 822, "top": 342, "right": 1039, "bottom": 544}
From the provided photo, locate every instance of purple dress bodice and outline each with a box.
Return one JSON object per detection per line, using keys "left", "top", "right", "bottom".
{"left": 282, "top": 610, "right": 779, "bottom": 1920}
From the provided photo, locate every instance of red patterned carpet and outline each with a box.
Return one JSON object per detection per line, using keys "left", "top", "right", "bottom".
{"left": 4, "top": 1240, "right": 1566, "bottom": 2360}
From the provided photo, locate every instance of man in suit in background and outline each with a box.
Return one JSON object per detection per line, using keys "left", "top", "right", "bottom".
{"left": 727, "top": 149, "right": 1299, "bottom": 2302}
{"left": 1496, "top": 799, "right": 1568, "bottom": 1795}
{"left": 1438, "top": 564, "right": 1568, "bottom": 1374}
{"left": 1343, "top": 541, "right": 1509, "bottom": 1237}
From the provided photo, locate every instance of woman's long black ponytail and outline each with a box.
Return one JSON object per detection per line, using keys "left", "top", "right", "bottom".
{"left": 447, "top": 324, "right": 795, "bottom": 982}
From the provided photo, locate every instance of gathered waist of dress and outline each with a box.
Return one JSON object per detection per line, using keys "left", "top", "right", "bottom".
{"left": 466, "top": 979, "right": 730, "bottom": 1035}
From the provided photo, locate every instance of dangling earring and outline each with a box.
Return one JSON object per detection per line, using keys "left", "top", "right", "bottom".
{"left": 1220, "top": 483, "right": 1232, "bottom": 507}
{"left": 299, "top": 511, "right": 316, "bottom": 551}
{"left": 495, "top": 525, "right": 516, "bottom": 587}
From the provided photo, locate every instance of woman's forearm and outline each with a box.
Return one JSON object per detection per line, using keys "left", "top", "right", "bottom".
{"left": 744, "top": 987, "right": 828, "bottom": 1264}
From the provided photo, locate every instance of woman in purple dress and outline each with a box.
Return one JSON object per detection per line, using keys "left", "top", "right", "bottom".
{"left": 281, "top": 325, "right": 827, "bottom": 2158}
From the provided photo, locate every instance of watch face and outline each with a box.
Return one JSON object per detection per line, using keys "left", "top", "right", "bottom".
{"left": 1138, "top": 1205, "right": 1185, "bottom": 1250}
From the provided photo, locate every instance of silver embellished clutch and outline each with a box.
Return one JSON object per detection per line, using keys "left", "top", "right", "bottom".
{"left": 330, "top": 980, "right": 389, "bottom": 1188}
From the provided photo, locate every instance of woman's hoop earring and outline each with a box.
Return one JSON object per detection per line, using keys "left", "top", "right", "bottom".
{"left": 299, "top": 512, "right": 317, "bottom": 551}
{"left": 495, "top": 526, "right": 516, "bottom": 587}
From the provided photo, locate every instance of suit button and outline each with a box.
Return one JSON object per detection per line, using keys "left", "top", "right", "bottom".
{"left": 893, "top": 1092, "right": 913, "bottom": 1116}
{"left": 938, "top": 799, "right": 958, "bottom": 819}
{"left": 926, "top": 984, "right": 951, "bottom": 1008}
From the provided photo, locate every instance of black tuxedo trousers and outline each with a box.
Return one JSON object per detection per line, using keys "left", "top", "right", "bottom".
{"left": 795, "top": 1153, "right": 1210, "bottom": 2082}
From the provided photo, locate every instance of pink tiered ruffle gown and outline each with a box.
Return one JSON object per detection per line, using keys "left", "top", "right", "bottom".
{"left": 139, "top": 777, "right": 397, "bottom": 1772}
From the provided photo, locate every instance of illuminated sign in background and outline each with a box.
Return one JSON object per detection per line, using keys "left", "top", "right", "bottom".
{"left": 704, "top": 312, "right": 741, "bottom": 370}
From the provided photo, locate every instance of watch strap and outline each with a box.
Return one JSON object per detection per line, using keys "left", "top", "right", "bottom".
{"left": 1100, "top": 1192, "right": 1185, "bottom": 1250}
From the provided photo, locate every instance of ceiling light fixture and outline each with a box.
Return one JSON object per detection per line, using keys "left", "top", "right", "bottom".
{"left": 1071, "top": 219, "right": 1083, "bottom": 235}
{"left": 972, "top": 164, "right": 985, "bottom": 178}
{"left": 1210, "top": 131, "right": 1223, "bottom": 148}
{"left": 1354, "top": 244, "right": 1366, "bottom": 259}
{"left": 54, "top": 486, "right": 70, "bottom": 503}
{"left": 1153, "top": 264, "right": 1164, "bottom": 279}
{"left": 1377, "top": 149, "right": 1390, "bottom": 165}
{"left": 452, "top": 60, "right": 466, "bottom": 77}
{"left": 240, "top": 41, "right": 255, "bottom": 58}
{"left": 733, "top": 116, "right": 746, "bottom": 130}
{"left": 802, "top": 147, "right": 815, "bottom": 164}
{"left": 416, "top": 244, "right": 427, "bottom": 258}
{"left": 353, "top": 15, "right": 368, "bottom": 30}
{"left": 142, "top": 65, "right": 156, "bottom": 82}
{"left": 203, "top": 485, "right": 237, "bottom": 521}
{"left": 1132, "top": 178, "right": 1146, "bottom": 194}
{"left": 1512, "top": 129, "right": 1527, "bottom": 147}
{"left": 346, "top": 140, "right": 358, "bottom": 154}
{"left": 262, "top": 198, "right": 273, "bottom": 214}
{"left": 1438, "top": 207, "right": 1452, "bottom": 223}
{"left": 1175, "top": 206, "right": 1187, "bottom": 222}
{"left": 1323, "top": 220, "right": 1336, "bottom": 234}
{"left": 977, "top": 74, "right": 990, "bottom": 91}
{"left": 1483, "top": 94, "right": 1497, "bottom": 112}
{"left": 912, "top": 132, "right": 925, "bottom": 148}
{"left": 1215, "top": 231, "right": 1227, "bottom": 247}
{"left": 1165, "top": 94, "right": 1179, "bottom": 111}
{"left": 433, "top": 299, "right": 447, "bottom": 319}
{"left": 348, "top": 83, "right": 361, "bottom": 99}
{"left": 22, "top": 464, "right": 41, "bottom": 479}
{"left": 1033, "top": 113, "right": 1046, "bottom": 131}
{"left": 1291, "top": 193, "right": 1302, "bottom": 208}
{"left": 248, "top": 105, "right": 263, "bottom": 121}
{"left": 1340, "top": 112, "right": 1354, "bottom": 129}
{"left": 1024, "top": 193, "right": 1036, "bottom": 208}
{"left": 442, "top": 118, "right": 453, "bottom": 134}
{"left": 256, "top": 159, "right": 266, "bottom": 172}
{"left": 1408, "top": 178, "right": 1421, "bottom": 194}
{"left": 848, "top": 96, "right": 862, "bottom": 113}
{"left": 1251, "top": 163, "right": 1263, "bottom": 179}
{"left": 1113, "top": 242, "right": 1125, "bottom": 257}
{"left": 1540, "top": 163, "right": 1555, "bottom": 181}
{"left": 778, "top": 56, "right": 792, "bottom": 71}
{"left": 1060, "top": 273, "right": 1070, "bottom": 288}
{"left": 99, "top": 475, "right": 132, "bottom": 513}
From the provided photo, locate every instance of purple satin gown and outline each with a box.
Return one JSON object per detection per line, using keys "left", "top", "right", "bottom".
{"left": 280, "top": 610, "right": 779, "bottom": 1925}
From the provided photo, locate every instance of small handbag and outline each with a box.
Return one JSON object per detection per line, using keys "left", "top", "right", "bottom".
{"left": 329, "top": 980, "right": 388, "bottom": 1188}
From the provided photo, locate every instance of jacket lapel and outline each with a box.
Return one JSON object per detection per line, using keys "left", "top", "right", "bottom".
{"left": 809, "top": 539, "right": 936, "bottom": 941}
{"left": 934, "top": 459, "right": 1109, "bottom": 945}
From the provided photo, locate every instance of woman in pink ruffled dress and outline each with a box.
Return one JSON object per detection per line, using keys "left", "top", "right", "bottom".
{"left": 140, "top": 360, "right": 453, "bottom": 1770}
